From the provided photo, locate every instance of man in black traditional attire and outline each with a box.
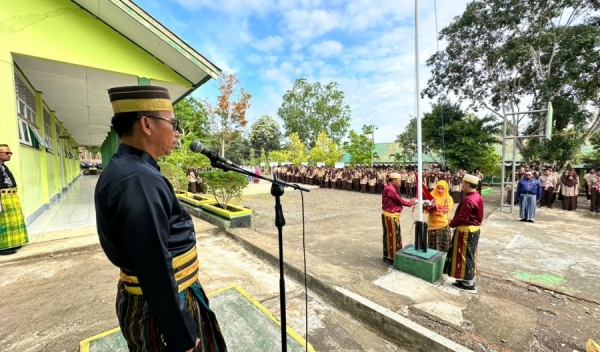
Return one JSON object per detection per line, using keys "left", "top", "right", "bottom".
{"left": 94, "top": 85, "right": 226, "bottom": 352}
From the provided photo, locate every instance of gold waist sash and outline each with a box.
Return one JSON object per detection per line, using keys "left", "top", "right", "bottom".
{"left": 456, "top": 225, "right": 480, "bottom": 233}
{"left": 120, "top": 246, "right": 199, "bottom": 296}
{"left": 0, "top": 188, "right": 18, "bottom": 194}
{"left": 382, "top": 211, "right": 401, "bottom": 218}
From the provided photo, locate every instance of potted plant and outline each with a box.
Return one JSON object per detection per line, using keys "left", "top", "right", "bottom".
{"left": 200, "top": 169, "right": 252, "bottom": 219}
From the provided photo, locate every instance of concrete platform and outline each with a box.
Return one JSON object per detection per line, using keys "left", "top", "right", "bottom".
{"left": 78, "top": 285, "right": 313, "bottom": 352}
{"left": 223, "top": 191, "right": 600, "bottom": 352}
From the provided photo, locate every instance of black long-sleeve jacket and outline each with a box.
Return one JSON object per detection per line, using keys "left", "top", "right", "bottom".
{"left": 94, "top": 144, "right": 197, "bottom": 352}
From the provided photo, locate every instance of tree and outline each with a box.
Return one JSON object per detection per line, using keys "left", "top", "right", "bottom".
{"left": 309, "top": 131, "right": 344, "bottom": 166}
{"left": 268, "top": 150, "right": 292, "bottom": 163}
{"left": 395, "top": 117, "right": 439, "bottom": 164}
{"left": 278, "top": 78, "right": 351, "bottom": 148}
{"left": 582, "top": 131, "right": 600, "bottom": 167}
{"left": 477, "top": 148, "right": 503, "bottom": 176}
{"left": 248, "top": 115, "right": 282, "bottom": 154}
{"left": 390, "top": 152, "right": 404, "bottom": 168}
{"left": 205, "top": 73, "right": 251, "bottom": 157}
{"left": 422, "top": 101, "right": 500, "bottom": 171}
{"left": 162, "top": 97, "right": 211, "bottom": 169}
{"left": 396, "top": 118, "right": 417, "bottom": 164}
{"left": 222, "top": 131, "right": 251, "bottom": 165}
{"left": 520, "top": 95, "right": 590, "bottom": 169}
{"left": 423, "top": 0, "right": 600, "bottom": 165}
{"left": 343, "top": 125, "right": 374, "bottom": 167}
{"left": 287, "top": 132, "right": 309, "bottom": 165}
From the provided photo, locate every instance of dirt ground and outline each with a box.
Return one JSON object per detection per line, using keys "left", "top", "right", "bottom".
{"left": 239, "top": 185, "right": 600, "bottom": 352}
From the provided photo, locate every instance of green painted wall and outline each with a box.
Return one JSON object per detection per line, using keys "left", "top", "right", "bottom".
{"left": 0, "top": 47, "right": 21, "bottom": 200}
{"left": 18, "top": 147, "right": 43, "bottom": 218}
{"left": 101, "top": 127, "right": 120, "bottom": 167}
{"left": 0, "top": 0, "right": 190, "bottom": 86}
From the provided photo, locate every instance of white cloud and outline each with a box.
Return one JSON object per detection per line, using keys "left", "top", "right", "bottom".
{"left": 252, "top": 36, "right": 285, "bottom": 52}
{"left": 153, "top": 0, "right": 473, "bottom": 143}
{"left": 310, "top": 40, "right": 343, "bottom": 58}
{"left": 282, "top": 9, "right": 341, "bottom": 45}
{"left": 171, "top": 0, "right": 275, "bottom": 16}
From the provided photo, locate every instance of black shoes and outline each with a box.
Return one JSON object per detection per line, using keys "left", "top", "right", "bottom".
{"left": 452, "top": 281, "right": 477, "bottom": 293}
{"left": 520, "top": 219, "right": 527, "bottom": 222}
{"left": 382, "top": 257, "right": 394, "bottom": 265}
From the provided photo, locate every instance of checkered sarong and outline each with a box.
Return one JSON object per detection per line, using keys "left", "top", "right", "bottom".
{"left": 0, "top": 189, "right": 29, "bottom": 250}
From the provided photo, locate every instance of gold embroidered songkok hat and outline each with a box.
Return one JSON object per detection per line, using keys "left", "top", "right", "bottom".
{"left": 107, "top": 86, "right": 173, "bottom": 114}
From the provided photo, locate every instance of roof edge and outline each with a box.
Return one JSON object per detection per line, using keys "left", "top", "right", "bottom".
{"left": 115, "top": 0, "right": 221, "bottom": 79}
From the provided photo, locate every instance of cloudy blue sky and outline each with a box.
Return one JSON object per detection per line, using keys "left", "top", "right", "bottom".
{"left": 136, "top": 0, "right": 471, "bottom": 143}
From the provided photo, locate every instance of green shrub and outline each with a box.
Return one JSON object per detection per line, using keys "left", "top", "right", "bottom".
{"left": 158, "top": 162, "right": 187, "bottom": 192}
{"left": 201, "top": 170, "right": 249, "bottom": 209}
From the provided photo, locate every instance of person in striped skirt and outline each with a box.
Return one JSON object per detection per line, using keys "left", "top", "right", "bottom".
{"left": 443, "top": 174, "right": 483, "bottom": 294}
{"left": 95, "top": 86, "right": 226, "bottom": 352}
{"left": 381, "top": 172, "right": 416, "bottom": 265}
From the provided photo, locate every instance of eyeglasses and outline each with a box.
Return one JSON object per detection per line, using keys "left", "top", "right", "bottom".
{"left": 136, "top": 115, "right": 180, "bottom": 131}
{"left": 0, "top": 152, "right": 13, "bottom": 155}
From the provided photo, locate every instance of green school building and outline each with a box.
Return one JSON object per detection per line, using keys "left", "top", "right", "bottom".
{"left": 0, "top": 0, "right": 219, "bottom": 225}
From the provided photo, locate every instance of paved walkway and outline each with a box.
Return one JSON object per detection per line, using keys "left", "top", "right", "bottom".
{"left": 27, "top": 174, "right": 97, "bottom": 243}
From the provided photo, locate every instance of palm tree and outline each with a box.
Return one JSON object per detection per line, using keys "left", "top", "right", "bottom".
{"left": 391, "top": 152, "right": 404, "bottom": 168}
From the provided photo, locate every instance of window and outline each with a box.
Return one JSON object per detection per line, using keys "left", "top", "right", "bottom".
{"left": 43, "top": 110, "right": 53, "bottom": 153}
{"left": 18, "top": 119, "right": 32, "bottom": 146}
{"left": 17, "top": 99, "right": 26, "bottom": 117}
{"left": 25, "top": 106, "right": 36, "bottom": 123}
{"left": 28, "top": 125, "right": 50, "bottom": 149}
{"left": 44, "top": 136, "right": 54, "bottom": 152}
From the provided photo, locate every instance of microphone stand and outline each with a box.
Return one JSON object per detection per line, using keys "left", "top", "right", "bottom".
{"left": 209, "top": 160, "right": 310, "bottom": 352}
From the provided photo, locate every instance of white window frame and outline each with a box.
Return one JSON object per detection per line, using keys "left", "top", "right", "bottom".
{"left": 25, "top": 106, "right": 36, "bottom": 123}
{"left": 28, "top": 125, "right": 50, "bottom": 149}
{"left": 44, "top": 135, "right": 54, "bottom": 153}
{"left": 17, "top": 98, "right": 26, "bottom": 118}
{"left": 18, "top": 118, "right": 33, "bottom": 146}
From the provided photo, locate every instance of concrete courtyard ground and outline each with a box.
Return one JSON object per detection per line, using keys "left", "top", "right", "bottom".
{"left": 236, "top": 182, "right": 600, "bottom": 352}
{"left": 1, "top": 176, "right": 598, "bottom": 352}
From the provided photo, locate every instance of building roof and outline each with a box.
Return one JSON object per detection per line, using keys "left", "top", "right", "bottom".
{"left": 72, "top": 0, "right": 220, "bottom": 88}
{"left": 10, "top": 0, "right": 221, "bottom": 146}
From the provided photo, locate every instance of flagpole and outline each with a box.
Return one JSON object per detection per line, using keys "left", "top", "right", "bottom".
{"left": 415, "top": 0, "right": 423, "bottom": 221}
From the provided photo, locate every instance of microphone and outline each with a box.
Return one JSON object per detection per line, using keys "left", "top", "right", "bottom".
{"left": 189, "top": 141, "right": 236, "bottom": 166}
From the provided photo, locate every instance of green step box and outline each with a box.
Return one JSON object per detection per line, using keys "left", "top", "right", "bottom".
{"left": 394, "top": 244, "right": 447, "bottom": 283}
